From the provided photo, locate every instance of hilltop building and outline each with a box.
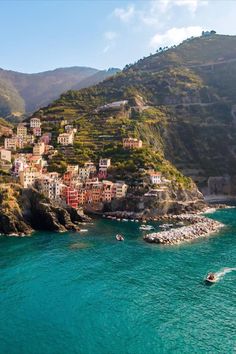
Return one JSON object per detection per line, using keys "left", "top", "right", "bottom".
{"left": 0, "top": 148, "right": 11, "bottom": 162}
{"left": 33, "top": 142, "right": 45, "bottom": 156}
{"left": 17, "top": 123, "right": 27, "bottom": 138}
{"left": 4, "top": 137, "right": 23, "bottom": 150}
{"left": 57, "top": 132, "right": 74, "bottom": 146}
{"left": 147, "top": 170, "right": 162, "bottom": 184}
{"left": 30, "top": 118, "right": 41, "bottom": 128}
{"left": 123, "top": 138, "right": 142, "bottom": 149}
{"left": 33, "top": 127, "right": 42, "bottom": 137}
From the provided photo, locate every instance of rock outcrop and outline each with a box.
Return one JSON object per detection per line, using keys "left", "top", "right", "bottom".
{"left": 0, "top": 184, "right": 89, "bottom": 236}
{"left": 103, "top": 185, "right": 206, "bottom": 219}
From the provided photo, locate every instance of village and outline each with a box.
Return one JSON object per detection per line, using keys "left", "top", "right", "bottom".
{"left": 0, "top": 117, "right": 165, "bottom": 210}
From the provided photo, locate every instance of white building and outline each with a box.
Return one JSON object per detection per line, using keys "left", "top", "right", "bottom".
{"left": 148, "top": 171, "right": 162, "bottom": 184}
{"left": 36, "top": 175, "right": 63, "bottom": 200}
{"left": 57, "top": 132, "right": 74, "bottom": 146}
{"left": 13, "top": 156, "right": 28, "bottom": 176}
{"left": 99, "top": 158, "right": 111, "bottom": 169}
{"left": 30, "top": 118, "right": 41, "bottom": 128}
{"left": 78, "top": 167, "right": 91, "bottom": 180}
{"left": 19, "top": 167, "right": 41, "bottom": 188}
{"left": 0, "top": 149, "right": 11, "bottom": 162}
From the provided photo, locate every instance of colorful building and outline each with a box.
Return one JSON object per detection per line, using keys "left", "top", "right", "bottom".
{"left": 64, "top": 186, "right": 78, "bottom": 208}
{"left": 33, "top": 127, "right": 42, "bottom": 137}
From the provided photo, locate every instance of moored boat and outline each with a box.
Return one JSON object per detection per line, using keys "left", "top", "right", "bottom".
{"left": 140, "top": 225, "right": 154, "bottom": 231}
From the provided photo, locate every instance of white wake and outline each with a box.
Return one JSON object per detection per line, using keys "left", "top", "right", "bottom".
{"left": 214, "top": 267, "right": 236, "bottom": 280}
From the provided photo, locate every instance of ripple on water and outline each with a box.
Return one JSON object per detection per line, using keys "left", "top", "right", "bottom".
{"left": 0, "top": 208, "right": 236, "bottom": 354}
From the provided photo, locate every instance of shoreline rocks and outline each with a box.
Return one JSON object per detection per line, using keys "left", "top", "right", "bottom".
{"left": 143, "top": 215, "right": 224, "bottom": 245}
{"left": 0, "top": 184, "right": 90, "bottom": 236}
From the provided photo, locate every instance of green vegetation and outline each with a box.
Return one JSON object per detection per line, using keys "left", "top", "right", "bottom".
{"left": 0, "top": 67, "right": 120, "bottom": 118}
{"left": 32, "top": 34, "right": 236, "bottom": 187}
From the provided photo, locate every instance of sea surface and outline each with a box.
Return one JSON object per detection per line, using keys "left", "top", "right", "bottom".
{"left": 1, "top": 208, "right": 236, "bottom": 354}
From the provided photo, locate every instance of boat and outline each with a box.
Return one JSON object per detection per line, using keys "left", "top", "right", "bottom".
{"left": 122, "top": 219, "right": 128, "bottom": 222}
{"left": 139, "top": 225, "right": 154, "bottom": 231}
{"left": 205, "top": 273, "right": 218, "bottom": 284}
{"left": 116, "top": 234, "right": 124, "bottom": 241}
{"left": 160, "top": 223, "right": 173, "bottom": 229}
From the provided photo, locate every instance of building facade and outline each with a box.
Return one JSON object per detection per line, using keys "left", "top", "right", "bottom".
{"left": 123, "top": 138, "right": 143, "bottom": 149}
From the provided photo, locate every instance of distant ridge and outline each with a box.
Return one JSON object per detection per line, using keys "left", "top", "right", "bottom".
{"left": 0, "top": 66, "right": 120, "bottom": 118}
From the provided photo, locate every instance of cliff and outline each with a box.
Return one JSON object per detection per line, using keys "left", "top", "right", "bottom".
{"left": 88, "top": 184, "right": 206, "bottom": 219}
{"left": 0, "top": 184, "right": 89, "bottom": 236}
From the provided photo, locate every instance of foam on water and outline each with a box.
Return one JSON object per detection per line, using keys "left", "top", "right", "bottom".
{"left": 214, "top": 267, "right": 236, "bottom": 279}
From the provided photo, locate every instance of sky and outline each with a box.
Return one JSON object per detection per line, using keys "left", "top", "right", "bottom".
{"left": 0, "top": 0, "right": 235, "bottom": 73}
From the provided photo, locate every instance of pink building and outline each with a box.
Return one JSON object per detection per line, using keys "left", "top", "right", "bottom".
{"left": 40, "top": 133, "right": 52, "bottom": 145}
{"left": 33, "top": 127, "right": 42, "bottom": 137}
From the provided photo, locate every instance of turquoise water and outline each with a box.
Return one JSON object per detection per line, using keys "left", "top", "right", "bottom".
{"left": 1, "top": 208, "right": 236, "bottom": 354}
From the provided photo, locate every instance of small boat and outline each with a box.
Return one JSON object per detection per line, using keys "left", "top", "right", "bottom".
{"left": 122, "top": 219, "right": 128, "bottom": 222}
{"left": 205, "top": 273, "right": 218, "bottom": 284}
{"left": 140, "top": 225, "right": 154, "bottom": 231}
{"left": 116, "top": 234, "right": 124, "bottom": 241}
{"left": 160, "top": 223, "right": 173, "bottom": 229}
{"left": 80, "top": 229, "right": 88, "bottom": 232}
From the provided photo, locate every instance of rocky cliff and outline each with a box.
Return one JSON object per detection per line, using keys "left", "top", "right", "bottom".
{"left": 0, "top": 184, "right": 89, "bottom": 236}
{"left": 100, "top": 184, "right": 206, "bottom": 219}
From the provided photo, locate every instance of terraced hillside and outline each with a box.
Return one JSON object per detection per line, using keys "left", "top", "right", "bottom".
{"left": 33, "top": 34, "right": 236, "bottom": 192}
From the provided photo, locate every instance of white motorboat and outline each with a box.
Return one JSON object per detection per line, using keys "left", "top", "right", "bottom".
{"left": 139, "top": 225, "right": 154, "bottom": 231}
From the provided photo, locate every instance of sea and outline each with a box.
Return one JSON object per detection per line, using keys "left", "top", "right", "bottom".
{"left": 1, "top": 207, "right": 236, "bottom": 354}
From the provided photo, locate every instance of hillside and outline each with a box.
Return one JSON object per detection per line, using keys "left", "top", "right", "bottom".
{"left": 32, "top": 34, "right": 236, "bottom": 193}
{"left": 0, "top": 66, "right": 120, "bottom": 118}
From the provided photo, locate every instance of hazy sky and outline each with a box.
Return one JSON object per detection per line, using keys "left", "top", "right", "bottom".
{"left": 0, "top": 0, "right": 235, "bottom": 73}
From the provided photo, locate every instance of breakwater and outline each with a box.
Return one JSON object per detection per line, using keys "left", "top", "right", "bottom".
{"left": 144, "top": 215, "right": 224, "bottom": 245}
